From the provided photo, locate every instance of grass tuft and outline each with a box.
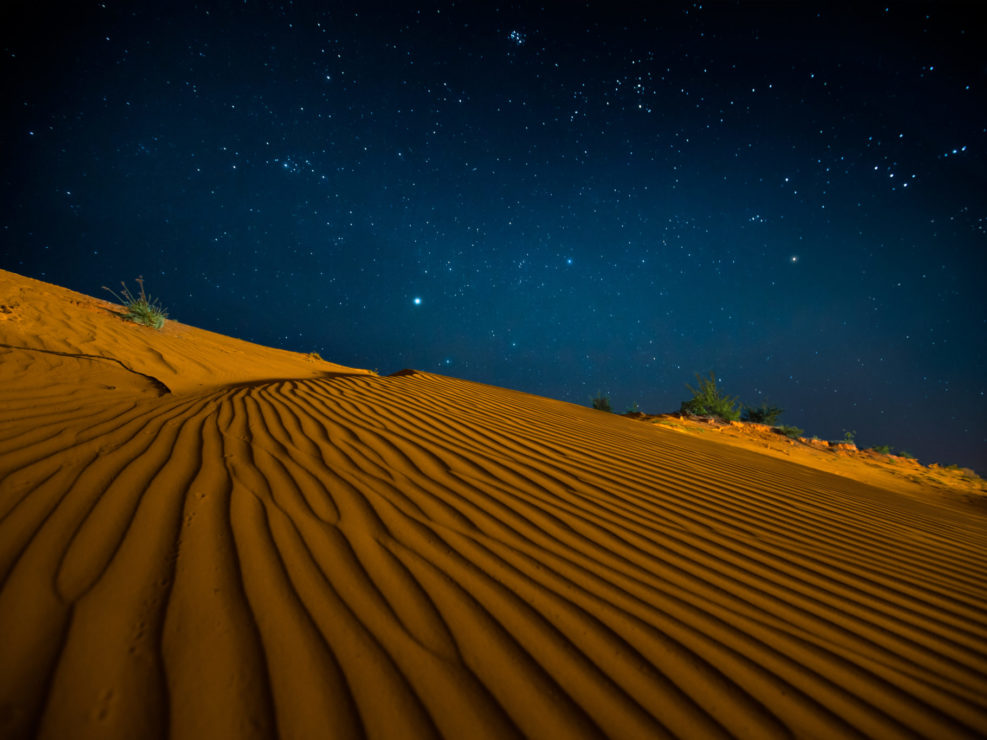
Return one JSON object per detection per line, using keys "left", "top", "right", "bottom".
{"left": 591, "top": 393, "right": 613, "bottom": 412}
{"left": 102, "top": 276, "right": 168, "bottom": 329}
{"left": 741, "top": 403, "right": 784, "bottom": 425}
{"left": 773, "top": 425, "right": 804, "bottom": 439}
{"left": 680, "top": 371, "right": 740, "bottom": 421}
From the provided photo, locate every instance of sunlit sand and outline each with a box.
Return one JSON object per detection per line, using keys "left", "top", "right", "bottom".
{"left": 1, "top": 268, "right": 985, "bottom": 738}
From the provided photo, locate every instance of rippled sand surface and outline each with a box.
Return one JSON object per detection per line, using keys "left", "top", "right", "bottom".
{"left": 2, "top": 269, "right": 985, "bottom": 738}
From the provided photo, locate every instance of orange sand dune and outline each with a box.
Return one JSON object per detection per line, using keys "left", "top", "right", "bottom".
{"left": 637, "top": 414, "right": 986, "bottom": 506}
{"left": 1, "top": 268, "right": 986, "bottom": 739}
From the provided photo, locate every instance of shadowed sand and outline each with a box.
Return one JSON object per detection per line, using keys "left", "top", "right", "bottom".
{"left": 1, "top": 269, "right": 986, "bottom": 739}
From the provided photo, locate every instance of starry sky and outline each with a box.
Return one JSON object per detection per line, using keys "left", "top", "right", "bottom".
{"left": 2, "top": 2, "right": 985, "bottom": 472}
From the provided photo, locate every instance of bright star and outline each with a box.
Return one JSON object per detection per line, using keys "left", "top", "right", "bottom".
{"left": 413, "top": 297, "right": 422, "bottom": 305}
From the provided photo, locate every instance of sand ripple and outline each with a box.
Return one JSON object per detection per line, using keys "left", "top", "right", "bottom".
{"left": 2, "top": 370, "right": 986, "bottom": 739}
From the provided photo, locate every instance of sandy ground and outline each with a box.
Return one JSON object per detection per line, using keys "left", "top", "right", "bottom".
{"left": 1, "top": 268, "right": 985, "bottom": 739}
{"left": 633, "top": 414, "right": 986, "bottom": 508}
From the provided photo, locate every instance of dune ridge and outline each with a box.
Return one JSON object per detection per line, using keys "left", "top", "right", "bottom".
{"left": 1, "top": 269, "right": 986, "bottom": 738}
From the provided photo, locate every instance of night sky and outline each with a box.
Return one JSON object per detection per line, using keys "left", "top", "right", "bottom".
{"left": 2, "top": 2, "right": 985, "bottom": 472}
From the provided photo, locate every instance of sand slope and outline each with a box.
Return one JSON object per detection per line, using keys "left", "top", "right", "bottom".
{"left": 1, "top": 269, "right": 986, "bottom": 739}
{"left": 637, "top": 414, "right": 986, "bottom": 505}
{"left": 0, "top": 270, "right": 369, "bottom": 395}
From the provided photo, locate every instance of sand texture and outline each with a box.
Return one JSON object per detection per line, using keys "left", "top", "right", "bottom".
{"left": 1, "top": 268, "right": 986, "bottom": 739}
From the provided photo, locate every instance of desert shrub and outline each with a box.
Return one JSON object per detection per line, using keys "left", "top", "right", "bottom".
{"left": 591, "top": 394, "right": 612, "bottom": 412}
{"left": 899, "top": 450, "right": 916, "bottom": 460}
{"left": 842, "top": 429, "right": 856, "bottom": 444}
{"left": 680, "top": 372, "right": 740, "bottom": 421}
{"left": 773, "top": 425, "right": 804, "bottom": 439}
{"left": 741, "top": 403, "right": 783, "bottom": 424}
{"left": 871, "top": 444, "right": 894, "bottom": 455}
{"left": 102, "top": 276, "right": 168, "bottom": 329}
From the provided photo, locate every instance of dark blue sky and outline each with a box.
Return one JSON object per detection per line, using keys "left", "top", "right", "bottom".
{"left": 2, "top": 2, "right": 985, "bottom": 471}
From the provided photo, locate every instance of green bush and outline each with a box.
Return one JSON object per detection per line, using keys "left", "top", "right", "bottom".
{"left": 741, "top": 403, "right": 784, "bottom": 425}
{"left": 591, "top": 394, "right": 612, "bottom": 412}
{"left": 871, "top": 444, "right": 894, "bottom": 455}
{"left": 103, "top": 276, "right": 168, "bottom": 329}
{"left": 773, "top": 425, "right": 804, "bottom": 439}
{"left": 680, "top": 372, "right": 740, "bottom": 421}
